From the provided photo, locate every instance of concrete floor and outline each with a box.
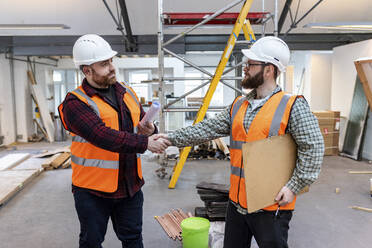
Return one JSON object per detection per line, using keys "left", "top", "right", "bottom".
{"left": 0, "top": 142, "right": 372, "bottom": 248}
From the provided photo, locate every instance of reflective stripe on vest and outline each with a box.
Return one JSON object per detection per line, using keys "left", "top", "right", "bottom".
{"left": 71, "top": 154, "right": 118, "bottom": 169}
{"left": 73, "top": 88, "right": 100, "bottom": 116}
{"left": 229, "top": 91, "right": 298, "bottom": 210}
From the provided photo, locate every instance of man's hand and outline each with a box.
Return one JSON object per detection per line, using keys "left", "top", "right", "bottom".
{"left": 147, "top": 134, "right": 171, "bottom": 154}
{"left": 275, "top": 186, "right": 295, "bottom": 206}
{"left": 152, "top": 133, "right": 169, "bottom": 141}
{"left": 138, "top": 121, "right": 155, "bottom": 136}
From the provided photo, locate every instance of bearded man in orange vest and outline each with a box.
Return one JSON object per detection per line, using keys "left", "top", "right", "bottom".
{"left": 156, "top": 36, "right": 324, "bottom": 248}
{"left": 59, "top": 34, "right": 170, "bottom": 248}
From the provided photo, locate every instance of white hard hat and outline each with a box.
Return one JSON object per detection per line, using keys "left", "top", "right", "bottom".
{"left": 241, "top": 36, "right": 290, "bottom": 72}
{"left": 73, "top": 34, "right": 118, "bottom": 68}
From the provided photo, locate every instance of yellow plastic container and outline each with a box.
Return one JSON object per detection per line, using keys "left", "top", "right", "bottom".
{"left": 181, "top": 217, "right": 210, "bottom": 248}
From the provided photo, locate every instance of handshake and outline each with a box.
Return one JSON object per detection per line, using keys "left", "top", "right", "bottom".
{"left": 147, "top": 133, "right": 172, "bottom": 154}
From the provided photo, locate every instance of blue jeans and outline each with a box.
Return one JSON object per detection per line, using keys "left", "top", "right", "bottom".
{"left": 73, "top": 189, "right": 144, "bottom": 248}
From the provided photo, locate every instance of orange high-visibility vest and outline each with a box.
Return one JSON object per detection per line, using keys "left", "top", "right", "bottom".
{"left": 229, "top": 91, "right": 300, "bottom": 211}
{"left": 58, "top": 82, "right": 142, "bottom": 193}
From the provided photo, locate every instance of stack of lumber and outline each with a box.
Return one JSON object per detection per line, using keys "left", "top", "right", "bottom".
{"left": 155, "top": 209, "right": 193, "bottom": 240}
{"left": 313, "top": 111, "right": 340, "bottom": 156}
{"left": 35, "top": 146, "right": 71, "bottom": 170}
{"left": 194, "top": 182, "right": 229, "bottom": 221}
{"left": 189, "top": 138, "right": 230, "bottom": 160}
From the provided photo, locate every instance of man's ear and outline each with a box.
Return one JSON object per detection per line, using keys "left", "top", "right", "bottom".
{"left": 82, "top": 66, "right": 91, "bottom": 76}
{"left": 264, "top": 64, "right": 275, "bottom": 78}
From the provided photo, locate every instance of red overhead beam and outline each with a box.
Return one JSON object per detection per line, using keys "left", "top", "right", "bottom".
{"left": 163, "top": 12, "right": 269, "bottom": 25}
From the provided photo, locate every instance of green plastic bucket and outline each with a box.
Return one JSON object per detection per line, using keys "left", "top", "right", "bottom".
{"left": 181, "top": 217, "right": 210, "bottom": 248}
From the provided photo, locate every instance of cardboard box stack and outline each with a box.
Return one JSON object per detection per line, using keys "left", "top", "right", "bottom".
{"left": 313, "top": 111, "right": 340, "bottom": 156}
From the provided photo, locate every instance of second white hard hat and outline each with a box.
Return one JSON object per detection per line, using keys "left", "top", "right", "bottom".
{"left": 241, "top": 36, "right": 290, "bottom": 72}
{"left": 73, "top": 34, "right": 118, "bottom": 68}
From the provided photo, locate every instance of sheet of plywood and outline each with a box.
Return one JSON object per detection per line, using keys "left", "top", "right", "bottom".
{"left": 242, "top": 134, "right": 297, "bottom": 213}
{"left": 34, "top": 146, "right": 70, "bottom": 158}
{"left": 11, "top": 158, "right": 45, "bottom": 171}
{"left": 27, "top": 70, "right": 55, "bottom": 142}
{"left": 0, "top": 153, "right": 31, "bottom": 171}
{"left": 0, "top": 170, "right": 41, "bottom": 205}
{"left": 355, "top": 58, "right": 372, "bottom": 109}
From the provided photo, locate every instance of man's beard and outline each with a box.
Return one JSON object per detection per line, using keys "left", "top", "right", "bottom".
{"left": 91, "top": 68, "right": 116, "bottom": 88}
{"left": 241, "top": 68, "right": 264, "bottom": 89}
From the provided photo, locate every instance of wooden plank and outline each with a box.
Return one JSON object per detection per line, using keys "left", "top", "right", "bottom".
{"left": 27, "top": 70, "right": 55, "bottom": 142}
{"left": 354, "top": 58, "right": 372, "bottom": 110}
{"left": 50, "top": 153, "right": 70, "bottom": 169}
{"left": 349, "top": 171, "right": 372, "bottom": 174}
{"left": 61, "top": 158, "right": 71, "bottom": 169}
{"left": 41, "top": 154, "right": 60, "bottom": 169}
{"left": 0, "top": 153, "right": 31, "bottom": 171}
{"left": 0, "top": 170, "right": 41, "bottom": 205}
{"left": 214, "top": 138, "right": 230, "bottom": 155}
{"left": 350, "top": 206, "right": 372, "bottom": 213}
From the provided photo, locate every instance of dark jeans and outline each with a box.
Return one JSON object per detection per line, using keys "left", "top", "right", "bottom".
{"left": 224, "top": 202, "right": 292, "bottom": 248}
{"left": 73, "top": 189, "right": 144, "bottom": 248}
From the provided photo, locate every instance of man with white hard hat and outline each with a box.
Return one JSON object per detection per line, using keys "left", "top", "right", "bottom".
{"left": 59, "top": 34, "right": 170, "bottom": 248}
{"left": 156, "top": 36, "right": 324, "bottom": 247}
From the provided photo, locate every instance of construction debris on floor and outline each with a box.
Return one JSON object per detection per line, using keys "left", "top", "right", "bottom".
{"left": 155, "top": 209, "right": 193, "bottom": 240}
{"left": 189, "top": 138, "right": 230, "bottom": 160}
{"left": 194, "top": 182, "right": 229, "bottom": 221}
{"left": 0, "top": 146, "right": 71, "bottom": 206}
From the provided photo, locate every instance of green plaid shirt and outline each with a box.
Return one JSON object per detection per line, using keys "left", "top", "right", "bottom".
{"left": 168, "top": 86, "right": 324, "bottom": 195}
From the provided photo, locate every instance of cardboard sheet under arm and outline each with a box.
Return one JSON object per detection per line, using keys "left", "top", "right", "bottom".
{"left": 242, "top": 134, "right": 297, "bottom": 213}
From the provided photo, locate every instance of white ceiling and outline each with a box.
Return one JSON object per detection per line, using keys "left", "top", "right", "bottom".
{"left": 0, "top": 0, "right": 371, "bottom": 36}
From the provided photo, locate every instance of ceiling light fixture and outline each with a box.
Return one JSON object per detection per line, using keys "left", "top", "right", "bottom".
{"left": 304, "top": 22, "right": 372, "bottom": 31}
{"left": 0, "top": 24, "right": 70, "bottom": 30}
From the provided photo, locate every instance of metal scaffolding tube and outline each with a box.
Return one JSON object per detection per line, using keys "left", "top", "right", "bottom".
{"left": 163, "top": 0, "right": 245, "bottom": 47}
{"left": 274, "top": 0, "right": 279, "bottom": 37}
{"left": 102, "top": 0, "right": 131, "bottom": 48}
{"left": 163, "top": 80, "right": 211, "bottom": 109}
{"left": 262, "top": 0, "right": 265, "bottom": 36}
{"left": 285, "top": 0, "right": 324, "bottom": 34}
{"left": 164, "top": 107, "right": 226, "bottom": 112}
{"left": 163, "top": 76, "right": 243, "bottom": 81}
{"left": 223, "top": 61, "right": 245, "bottom": 74}
{"left": 163, "top": 47, "right": 243, "bottom": 94}
{"left": 158, "top": 0, "right": 166, "bottom": 132}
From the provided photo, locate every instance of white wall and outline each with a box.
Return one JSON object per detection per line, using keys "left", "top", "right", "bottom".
{"left": 289, "top": 51, "right": 333, "bottom": 111}
{"left": 290, "top": 51, "right": 311, "bottom": 100}
{"left": 309, "top": 52, "right": 333, "bottom": 111}
{"left": 0, "top": 55, "right": 16, "bottom": 145}
{"left": 331, "top": 39, "right": 372, "bottom": 149}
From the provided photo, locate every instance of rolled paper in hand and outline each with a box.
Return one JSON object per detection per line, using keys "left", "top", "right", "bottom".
{"left": 140, "top": 101, "right": 160, "bottom": 126}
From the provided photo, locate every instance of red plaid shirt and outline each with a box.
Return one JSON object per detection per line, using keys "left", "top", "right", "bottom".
{"left": 60, "top": 79, "right": 154, "bottom": 198}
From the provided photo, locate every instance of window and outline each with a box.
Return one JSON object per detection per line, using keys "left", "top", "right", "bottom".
{"left": 53, "top": 70, "right": 79, "bottom": 114}
{"left": 128, "top": 71, "right": 151, "bottom": 100}
{"left": 184, "top": 71, "right": 224, "bottom": 106}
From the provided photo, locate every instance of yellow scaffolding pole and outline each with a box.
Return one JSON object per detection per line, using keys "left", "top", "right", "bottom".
{"left": 168, "top": 0, "right": 255, "bottom": 188}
